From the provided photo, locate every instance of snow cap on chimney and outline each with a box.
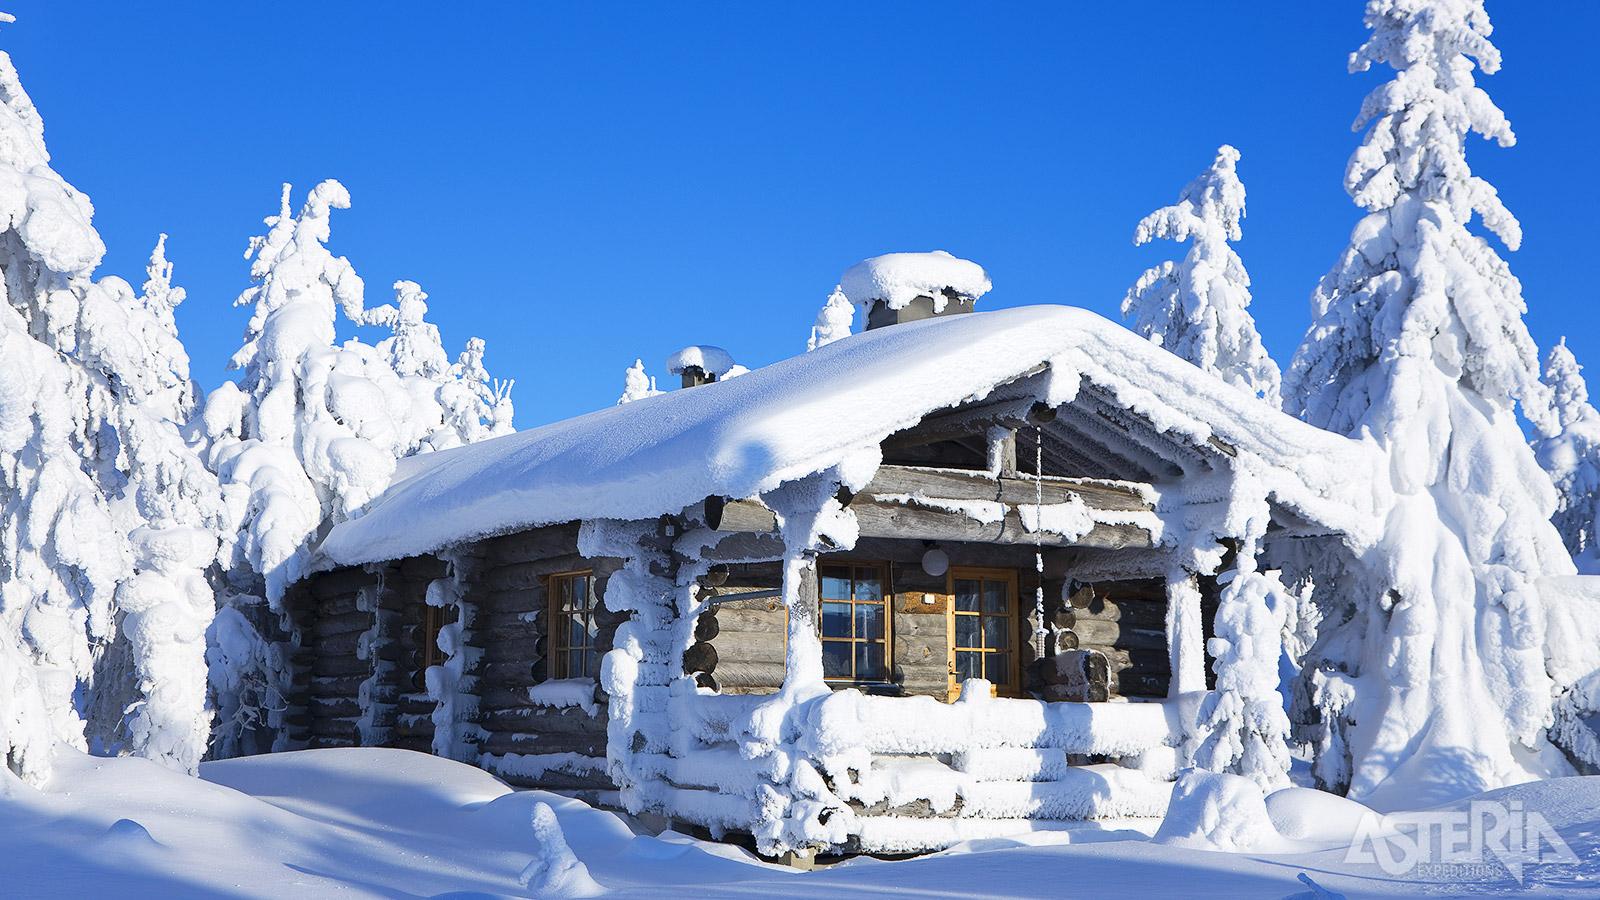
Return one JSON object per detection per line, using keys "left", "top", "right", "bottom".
{"left": 667, "top": 345, "right": 737, "bottom": 389}
{"left": 840, "top": 251, "right": 991, "bottom": 331}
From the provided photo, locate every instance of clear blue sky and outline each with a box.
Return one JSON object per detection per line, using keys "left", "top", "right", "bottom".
{"left": 4, "top": 3, "right": 1595, "bottom": 428}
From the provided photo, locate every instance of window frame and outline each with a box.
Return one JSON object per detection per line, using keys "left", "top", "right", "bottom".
{"left": 547, "top": 569, "right": 601, "bottom": 681}
{"left": 816, "top": 560, "right": 893, "bottom": 686}
{"left": 947, "top": 566, "right": 1021, "bottom": 699}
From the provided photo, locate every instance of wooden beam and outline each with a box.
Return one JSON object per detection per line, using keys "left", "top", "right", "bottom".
{"left": 703, "top": 466, "right": 1158, "bottom": 550}
{"left": 861, "top": 465, "right": 1153, "bottom": 512}
{"left": 847, "top": 496, "right": 1152, "bottom": 550}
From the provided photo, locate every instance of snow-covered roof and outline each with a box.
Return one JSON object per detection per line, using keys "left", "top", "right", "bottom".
{"left": 666, "top": 345, "right": 736, "bottom": 377}
{"left": 839, "top": 251, "right": 991, "bottom": 312}
{"left": 317, "top": 306, "right": 1385, "bottom": 569}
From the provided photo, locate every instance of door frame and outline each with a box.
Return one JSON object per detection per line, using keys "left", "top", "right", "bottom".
{"left": 946, "top": 566, "right": 1021, "bottom": 700}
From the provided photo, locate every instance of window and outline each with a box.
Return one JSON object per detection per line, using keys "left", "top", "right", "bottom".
{"left": 950, "top": 568, "right": 1018, "bottom": 697}
{"left": 549, "top": 571, "right": 600, "bottom": 679}
{"left": 819, "top": 563, "right": 890, "bottom": 683}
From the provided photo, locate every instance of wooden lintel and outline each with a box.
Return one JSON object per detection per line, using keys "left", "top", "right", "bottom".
{"left": 704, "top": 464, "right": 1155, "bottom": 551}
{"left": 863, "top": 465, "right": 1153, "bottom": 512}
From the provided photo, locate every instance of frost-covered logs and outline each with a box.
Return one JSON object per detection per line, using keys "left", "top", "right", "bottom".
{"left": 1285, "top": 0, "right": 1575, "bottom": 806}
{"left": 1123, "top": 145, "right": 1280, "bottom": 407}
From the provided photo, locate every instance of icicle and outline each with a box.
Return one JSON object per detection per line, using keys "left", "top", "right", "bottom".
{"left": 1032, "top": 426, "right": 1046, "bottom": 641}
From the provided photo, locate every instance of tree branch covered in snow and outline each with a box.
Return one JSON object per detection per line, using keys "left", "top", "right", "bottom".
{"left": 1123, "top": 145, "right": 1280, "bottom": 407}
{"left": 1285, "top": 0, "right": 1577, "bottom": 806}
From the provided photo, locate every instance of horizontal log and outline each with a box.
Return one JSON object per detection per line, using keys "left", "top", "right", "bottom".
{"left": 862, "top": 465, "right": 1151, "bottom": 512}
{"left": 483, "top": 555, "right": 591, "bottom": 591}
{"left": 715, "top": 660, "right": 786, "bottom": 689}
{"left": 308, "top": 713, "right": 360, "bottom": 735}
{"left": 480, "top": 707, "right": 608, "bottom": 736}
{"left": 316, "top": 594, "right": 363, "bottom": 619}
{"left": 712, "top": 607, "right": 787, "bottom": 633}
{"left": 1065, "top": 619, "right": 1167, "bottom": 651}
{"left": 309, "top": 566, "right": 378, "bottom": 601}
{"left": 712, "top": 629, "right": 786, "bottom": 664}
{"left": 312, "top": 654, "right": 372, "bottom": 678}
{"left": 313, "top": 610, "right": 374, "bottom": 638}
{"left": 487, "top": 763, "right": 614, "bottom": 792}
{"left": 481, "top": 590, "right": 544, "bottom": 617}
{"left": 480, "top": 731, "right": 606, "bottom": 758}
{"left": 316, "top": 629, "right": 367, "bottom": 659}
{"left": 309, "top": 674, "right": 366, "bottom": 699}
{"left": 1064, "top": 645, "right": 1171, "bottom": 679}
{"left": 388, "top": 735, "right": 433, "bottom": 754}
{"left": 482, "top": 636, "right": 544, "bottom": 663}
{"left": 704, "top": 496, "right": 778, "bottom": 533}
{"left": 309, "top": 696, "right": 361, "bottom": 719}
{"left": 400, "top": 555, "right": 452, "bottom": 582}
{"left": 849, "top": 498, "right": 1152, "bottom": 551}
{"left": 483, "top": 523, "right": 582, "bottom": 567}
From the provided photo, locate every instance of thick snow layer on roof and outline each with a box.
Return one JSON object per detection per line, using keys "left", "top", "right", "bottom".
{"left": 839, "top": 250, "right": 991, "bottom": 312}
{"left": 318, "top": 305, "right": 1383, "bottom": 568}
{"left": 665, "top": 345, "right": 736, "bottom": 377}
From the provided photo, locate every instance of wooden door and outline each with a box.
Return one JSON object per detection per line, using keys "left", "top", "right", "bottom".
{"left": 947, "top": 567, "right": 1020, "bottom": 700}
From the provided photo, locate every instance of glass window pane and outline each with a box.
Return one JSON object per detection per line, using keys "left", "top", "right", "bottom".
{"left": 855, "top": 570, "right": 883, "bottom": 605}
{"left": 985, "top": 652, "right": 1011, "bottom": 684}
{"left": 822, "top": 640, "right": 850, "bottom": 677}
{"left": 820, "top": 567, "right": 852, "bottom": 599}
{"left": 556, "top": 578, "right": 572, "bottom": 612}
{"left": 983, "top": 615, "right": 1010, "bottom": 651}
{"left": 984, "top": 580, "right": 1008, "bottom": 615}
{"left": 955, "top": 579, "right": 980, "bottom": 612}
{"left": 855, "top": 602, "right": 883, "bottom": 641}
{"left": 821, "top": 602, "right": 851, "bottom": 638}
{"left": 570, "top": 618, "right": 588, "bottom": 650}
{"left": 955, "top": 615, "right": 979, "bottom": 649}
{"left": 569, "top": 650, "right": 585, "bottom": 677}
{"left": 584, "top": 649, "right": 601, "bottom": 679}
{"left": 956, "top": 650, "right": 981, "bottom": 680}
{"left": 856, "top": 641, "right": 883, "bottom": 680}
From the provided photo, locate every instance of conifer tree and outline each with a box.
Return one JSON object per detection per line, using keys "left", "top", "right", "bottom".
{"left": 1534, "top": 339, "right": 1600, "bottom": 565}
{"left": 1285, "top": 0, "right": 1575, "bottom": 804}
{"left": 1124, "top": 146, "right": 1280, "bottom": 406}
{"left": 807, "top": 287, "right": 853, "bottom": 351}
{"left": 617, "top": 359, "right": 659, "bottom": 404}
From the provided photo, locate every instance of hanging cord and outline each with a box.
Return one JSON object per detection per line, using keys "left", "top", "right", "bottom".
{"left": 1033, "top": 425, "right": 1047, "bottom": 641}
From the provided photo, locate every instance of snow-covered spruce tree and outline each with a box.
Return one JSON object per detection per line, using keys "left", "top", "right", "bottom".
{"left": 807, "top": 287, "right": 853, "bottom": 351}
{"left": 365, "top": 280, "right": 514, "bottom": 451}
{"left": 439, "top": 336, "right": 514, "bottom": 446}
{"left": 1285, "top": 0, "right": 1576, "bottom": 806}
{"left": 1123, "top": 145, "right": 1280, "bottom": 407}
{"left": 617, "top": 359, "right": 659, "bottom": 404}
{"left": 203, "top": 182, "right": 513, "bottom": 754}
{"left": 1533, "top": 339, "right": 1600, "bottom": 568}
{"left": 0, "top": 35, "right": 227, "bottom": 778}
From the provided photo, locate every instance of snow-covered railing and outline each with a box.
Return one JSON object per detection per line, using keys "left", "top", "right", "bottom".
{"left": 805, "top": 687, "right": 1176, "bottom": 759}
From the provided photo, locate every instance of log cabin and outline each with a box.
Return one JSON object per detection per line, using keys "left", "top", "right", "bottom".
{"left": 284, "top": 255, "right": 1386, "bottom": 856}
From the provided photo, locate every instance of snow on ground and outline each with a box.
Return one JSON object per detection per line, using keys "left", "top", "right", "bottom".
{"left": 3, "top": 747, "right": 1599, "bottom": 899}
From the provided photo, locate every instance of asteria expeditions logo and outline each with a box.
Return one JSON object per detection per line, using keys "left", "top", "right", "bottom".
{"left": 1345, "top": 800, "right": 1579, "bottom": 885}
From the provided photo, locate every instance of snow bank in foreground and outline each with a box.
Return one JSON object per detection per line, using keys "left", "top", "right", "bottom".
{"left": 1151, "top": 770, "right": 1295, "bottom": 852}
{"left": 1, "top": 746, "right": 1596, "bottom": 899}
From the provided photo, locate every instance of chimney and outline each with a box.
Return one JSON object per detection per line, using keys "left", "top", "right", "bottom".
{"left": 839, "top": 251, "right": 991, "bottom": 332}
{"left": 666, "top": 345, "right": 737, "bottom": 389}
